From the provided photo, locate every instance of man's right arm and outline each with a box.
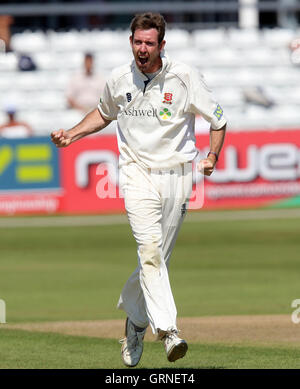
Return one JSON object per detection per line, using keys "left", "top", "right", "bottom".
{"left": 51, "top": 108, "right": 111, "bottom": 147}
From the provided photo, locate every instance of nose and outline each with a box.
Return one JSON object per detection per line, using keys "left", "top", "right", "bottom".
{"left": 140, "top": 42, "right": 147, "bottom": 53}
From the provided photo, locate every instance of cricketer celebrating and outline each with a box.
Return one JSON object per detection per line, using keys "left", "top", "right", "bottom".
{"left": 51, "top": 12, "right": 227, "bottom": 367}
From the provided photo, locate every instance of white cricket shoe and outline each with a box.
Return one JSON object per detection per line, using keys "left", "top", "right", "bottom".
{"left": 159, "top": 328, "right": 188, "bottom": 362}
{"left": 120, "top": 318, "right": 147, "bottom": 367}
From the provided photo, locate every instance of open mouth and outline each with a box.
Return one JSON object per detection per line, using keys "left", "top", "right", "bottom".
{"left": 138, "top": 56, "right": 148, "bottom": 65}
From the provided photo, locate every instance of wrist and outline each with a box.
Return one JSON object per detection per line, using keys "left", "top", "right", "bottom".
{"left": 207, "top": 151, "right": 218, "bottom": 162}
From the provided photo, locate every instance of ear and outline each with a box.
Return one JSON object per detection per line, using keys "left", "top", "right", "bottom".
{"left": 129, "top": 35, "right": 133, "bottom": 46}
{"left": 159, "top": 39, "right": 166, "bottom": 52}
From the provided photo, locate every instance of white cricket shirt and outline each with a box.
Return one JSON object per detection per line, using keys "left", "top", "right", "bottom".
{"left": 98, "top": 52, "right": 227, "bottom": 168}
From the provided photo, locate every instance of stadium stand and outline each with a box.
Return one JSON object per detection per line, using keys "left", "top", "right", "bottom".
{"left": 0, "top": 27, "right": 299, "bottom": 135}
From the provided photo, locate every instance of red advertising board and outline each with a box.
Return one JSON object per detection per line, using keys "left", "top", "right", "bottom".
{"left": 59, "top": 135, "right": 124, "bottom": 214}
{"left": 199, "top": 129, "right": 300, "bottom": 209}
{"left": 1, "top": 129, "right": 300, "bottom": 215}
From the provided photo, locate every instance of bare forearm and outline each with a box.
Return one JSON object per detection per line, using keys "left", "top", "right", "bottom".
{"left": 51, "top": 108, "right": 111, "bottom": 148}
{"left": 209, "top": 124, "right": 226, "bottom": 157}
{"left": 68, "top": 108, "right": 110, "bottom": 143}
{"left": 197, "top": 123, "right": 226, "bottom": 176}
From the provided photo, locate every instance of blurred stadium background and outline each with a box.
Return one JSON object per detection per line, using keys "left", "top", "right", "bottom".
{"left": 1, "top": 1, "right": 300, "bottom": 370}
{"left": 1, "top": 0, "right": 300, "bottom": 215}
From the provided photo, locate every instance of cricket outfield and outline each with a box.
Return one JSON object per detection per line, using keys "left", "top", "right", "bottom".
{"left": 0, "top": 209, "right": 300, "bottom": 369}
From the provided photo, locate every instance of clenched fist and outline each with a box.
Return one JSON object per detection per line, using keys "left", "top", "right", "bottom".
{"left": 197, "top": 157, "right": 216, "bottom": 176}
{"left": 51, "top": 129, "right": 72, "bottom": 148}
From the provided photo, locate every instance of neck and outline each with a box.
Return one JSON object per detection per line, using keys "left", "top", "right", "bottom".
{"left": 149, "top": 57, "right": 162, "bottom": 73}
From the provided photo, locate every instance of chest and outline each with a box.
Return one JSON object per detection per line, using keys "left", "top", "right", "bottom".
{"left": 115, "top": 75, "right": 187, "bottom": 115}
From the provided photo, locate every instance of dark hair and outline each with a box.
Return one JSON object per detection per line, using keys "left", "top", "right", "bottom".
{"left": 130, "top": 12, "right": 166, "bottom": 44}
{"left": 85, "top": 52, "right": 93, "bottom": 60}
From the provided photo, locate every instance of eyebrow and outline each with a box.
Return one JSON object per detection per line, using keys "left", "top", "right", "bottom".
{"left": 134, "top": 38, "right": 156, "bottom": 44}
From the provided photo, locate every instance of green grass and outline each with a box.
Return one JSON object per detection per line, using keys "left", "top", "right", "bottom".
{"left": 1, "top": 217, "right": 299, "bottom": 322}
{"left": 0, "top": 215, "right": 300, "bottom": 368}
{"left": 174, "top": 218, "right": 300, "bottom": 317}
{"left": 1, "top": 328, "right": 300, "bottom": 369}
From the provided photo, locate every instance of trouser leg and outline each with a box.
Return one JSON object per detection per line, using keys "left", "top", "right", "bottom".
{"left": 117, "top": 163, "right": 192, "bottom": 333}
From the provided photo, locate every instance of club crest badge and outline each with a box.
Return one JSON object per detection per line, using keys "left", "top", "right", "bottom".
{"left": 126, "top": 93, "right": 132, "bottom": 102}
{"left": 163, "top": 92, "right": 173, "bottom": 104}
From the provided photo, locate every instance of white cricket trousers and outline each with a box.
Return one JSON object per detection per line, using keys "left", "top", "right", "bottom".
{"left": 117, "top": 161, "right": 192, "bottom": 334}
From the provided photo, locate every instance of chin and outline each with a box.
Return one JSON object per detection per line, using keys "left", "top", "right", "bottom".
{"left": 135, "top": 59, "right": 149, "bottom": 72}
{"left": 138, "top": 64, "right": 148, "bottom": 73}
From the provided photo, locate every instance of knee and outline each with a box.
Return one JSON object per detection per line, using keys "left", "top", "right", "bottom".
{"left": 139, "top": 243, "right": 161, "bottom": 273}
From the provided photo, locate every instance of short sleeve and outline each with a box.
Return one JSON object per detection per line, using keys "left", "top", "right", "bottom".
{"left": 97, "top": 78, "right": 119, "bottom": 121}
{"left": 185, "top": 69, "right": 227, "bottom": 130}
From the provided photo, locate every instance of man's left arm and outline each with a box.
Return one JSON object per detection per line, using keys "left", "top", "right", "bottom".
{"left": 198, "top": 123, "right": 226, "bottom": 176}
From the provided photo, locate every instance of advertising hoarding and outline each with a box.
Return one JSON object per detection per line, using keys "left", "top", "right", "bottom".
{"left": 1, "top": 130, "right": 300, "bottom": 215}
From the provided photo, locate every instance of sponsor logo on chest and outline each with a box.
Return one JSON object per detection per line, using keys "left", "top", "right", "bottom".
{"left": 123, "top": 107, "right": 157, "bottom": 117}
{"left": 123, "top": 106, "right": 172, "bottom": 120}
{"left": 159, "top": 108, "right": 172, "bottom": 119}
{"left": 123, "top": 90, "right": 174, "bottom": 120}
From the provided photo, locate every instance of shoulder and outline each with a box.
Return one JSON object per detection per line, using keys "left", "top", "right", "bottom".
{"left": 167, "top": 58, "right": 203, "bottom": 86}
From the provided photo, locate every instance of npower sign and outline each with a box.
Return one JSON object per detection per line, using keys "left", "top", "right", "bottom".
{"left": 59, "top": 134, "right": 123, "bottom": 214}
{"left": 71, "top": 142, "right": 300, "bottom": 189}
{"left": 58, "top": 130, "right": 300, "bottom": 213}
{"left": 201, "top": 143, "right": 300, "bottom": 183}
{"left": 2, "top": 130, "right": 300, "bottom": 214}
{"left": 72, "top": 143, "right": 300, "bottom": 187}
{"left": 202, "top": 130, "right": 300, "bottom": 208}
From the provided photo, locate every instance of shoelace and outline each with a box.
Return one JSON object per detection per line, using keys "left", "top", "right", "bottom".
{"left": 165, "top": 328, "right": 179, "bottom": 343}
{"left": 158, "top": 327, "right": 180, "bottom": 343}
{"left": 119, "top": 331, "right": 144, "bottom": 352}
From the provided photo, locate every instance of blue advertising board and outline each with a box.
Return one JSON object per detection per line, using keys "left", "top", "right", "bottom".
{"left": 0, "top": 137, "right": 60, "bottom": 192}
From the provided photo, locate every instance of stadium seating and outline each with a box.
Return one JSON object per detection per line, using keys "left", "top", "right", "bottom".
{"left": 0, "top": 27, "right": 299, "bottom": 135}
